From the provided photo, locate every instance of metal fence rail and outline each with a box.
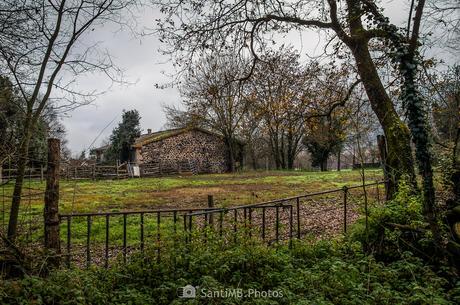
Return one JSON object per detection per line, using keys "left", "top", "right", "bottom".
{"left": 58, "top": 180, "right": 386, "bottom": 268}
{"left": 59, "top": 207, "right": 219, "bottom": 268}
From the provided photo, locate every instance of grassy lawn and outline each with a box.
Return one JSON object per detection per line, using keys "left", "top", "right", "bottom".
{"left": 1, "top": 169, "right": 383, "bottom": 215}
{"left": 0, "top": 169, "right": 384, "bottom": 251}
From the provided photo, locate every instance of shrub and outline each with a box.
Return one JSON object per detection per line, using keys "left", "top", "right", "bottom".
{"left": 348, "top": 178, "right": 435, "bottom": 261}
{"left": 0, "top": 238, "right": 456, "bottom": 305}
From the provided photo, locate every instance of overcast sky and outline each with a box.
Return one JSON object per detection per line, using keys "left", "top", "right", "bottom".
{"left": 61, "top": 1, "right": 451, "bottom": 156}
{"left": 61, "top": 5, "right": 176, "bottom": 155}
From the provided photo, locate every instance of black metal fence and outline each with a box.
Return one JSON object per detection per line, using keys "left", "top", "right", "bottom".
{"left": 59, "top": 180, "right": 386, "bottom": 268}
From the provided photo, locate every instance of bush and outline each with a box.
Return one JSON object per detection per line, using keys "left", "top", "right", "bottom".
{"left": 348, "top": 178, "right": 436, "bottom": 261}
{"left": 0, "top": 238, "right": 457, "bottom": 305}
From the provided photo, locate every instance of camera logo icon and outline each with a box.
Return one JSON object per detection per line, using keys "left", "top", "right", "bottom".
{"left": 177, "top": 284, "right": 196, "bottom": 298}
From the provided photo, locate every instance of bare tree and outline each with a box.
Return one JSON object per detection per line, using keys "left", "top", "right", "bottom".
{"left": 248, "top": 49, "right": 304, "bottom": 169}
{"left": 179, "top": 53, "right": 250, "bottom": 171}
{"left": 0, "top": 0, "right": 136, "bottom": 241}
{"left": 153, "top": 0, "right": 421, "bottom": 197}
{"left": 424, "top": 0, "right": 460, "bottom": 53}
{"left": 238, "top": 100, "right": 263, "bottom": 170}
{"left": 301, "top": 62, "right": 357, "bottom": 171}
{"left": 163, "top": 104, "right": 204, "bottom": 129}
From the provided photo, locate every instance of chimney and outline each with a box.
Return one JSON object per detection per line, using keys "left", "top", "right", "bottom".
{"left": 147, "top": 128, "right": 152, "bottom": 134}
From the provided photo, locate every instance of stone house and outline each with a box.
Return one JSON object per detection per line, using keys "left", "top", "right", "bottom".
{"left": 91, "top": 144, "right": 110, "bottom": 163}
{"left": 132, "top": 127, "right": 244, "bottom": 174}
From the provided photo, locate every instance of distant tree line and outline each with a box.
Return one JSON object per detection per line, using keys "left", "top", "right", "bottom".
{"left": 164, "top": 48, "right": 458, "bottom": 180}
{"left": 165, "top": 47, "right": 374, "bottom": 172}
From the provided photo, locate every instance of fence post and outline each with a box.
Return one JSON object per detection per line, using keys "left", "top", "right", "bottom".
{"left": 208, "top": 195, "right": 214, "bottom": 226}
{"left": 40, "top": 165, "right": 44, "bottom": 182}
{"left": 377, "top": 135, "right": 390, "bottom": 200}
{"left": 296, "top": 197, "right": 301, "bottom": 239}
{"left": 44, "top": 138, "right": 61, "bottom": 268}
{"left": 342, "top": 186, "right": 348, "bottom": 234}
{"left": 375, "top": 180, "right": 380, "bottom": 204}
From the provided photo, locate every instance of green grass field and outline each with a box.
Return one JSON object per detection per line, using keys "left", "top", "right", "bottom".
{"left": 1, "top": 169, "right": 383, "bottom": 215}
{"left": 0, "top": 169, "right": 384, "bottom": 251}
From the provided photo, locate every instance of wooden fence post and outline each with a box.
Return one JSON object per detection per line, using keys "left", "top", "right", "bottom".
{"left": 342, "top": 186, "right": 348, "bottom": 234}
{"left": 40, "top": 165, "right": 44, "bottom": 182}
{"left": 44, "top": 138, "right": 61, "bottom": 268}
{"left": 377, "top": 135, "right": 390, "bottom": 200}
{"left": 208, "top": 195, "right": 214, "bottom": 225}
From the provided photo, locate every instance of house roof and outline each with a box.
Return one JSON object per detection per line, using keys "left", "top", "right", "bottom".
{"left": 132, "top": 127, "right": 243, "bottom": 148}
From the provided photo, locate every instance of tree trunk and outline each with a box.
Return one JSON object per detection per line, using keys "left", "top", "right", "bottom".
{"left": 352, "top": 148, "right": 356, "bottom": 169}
{"left": 400, "top": 52, "right": 442, "bottom": 253}
{"left": 449, "top": 118, "right": 460, "bottom": 206}
{"left": 287, "top": 156, "right": 294, "bottom": 170}
{"left": 229, "top": 151, "right": 235, "bottom": 172}
{"left": 286, "top": 130, "right": 295, "bottom": 170}
{"left": 287, "top": 142, "right": 295, "bottom": 169}
{"left": 247, "top": 136, "right": 258, "bottom": 170}
{"left": 280, "top": 134, "right": 286, "bottom": 169}
{"left": 7, "top": 116, "right": 33, "bottom": 240}
{"left": 8, "top": 151, "right": 27, "bottom": 240}
{"left": 251, "top": 150, "right": 257, "bottom": 170}
{"left": 337, "top": 149, "right": 341, "bottom": 171}
{"left": 320, "top": 158, "right": 328, "bottom": 171}
{"left": 451, "top": 136, "right": 460, "bottom": 206}
{"left": 269, "top": 132, "right": 281, "bottom": 169}
{"left": 348, "top": 40, "right": 416, "bottom": 197}
{"left": 226, "top": 137, "right": 235, "bottom": 172}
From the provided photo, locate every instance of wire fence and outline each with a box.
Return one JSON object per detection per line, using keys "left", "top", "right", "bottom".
{"left": 0, "top": 173, "right": 45, "bottom": 246}
{"left": 58, "top": 180, "right": 385, "bottom": 268}
{"left": 0, "top": 166, "right": 386, "bottom": 269}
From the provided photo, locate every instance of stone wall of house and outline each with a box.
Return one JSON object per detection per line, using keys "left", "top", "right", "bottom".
{"left": 139, "top": 130, "right": 230, "bottom": 174}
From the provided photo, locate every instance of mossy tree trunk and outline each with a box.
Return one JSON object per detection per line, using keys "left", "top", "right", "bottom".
{"left": 343, "top": 4, "right": 416, "bottom": 197}
{"left": 392, "top": 0, "right": 442, "bottom": 253}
